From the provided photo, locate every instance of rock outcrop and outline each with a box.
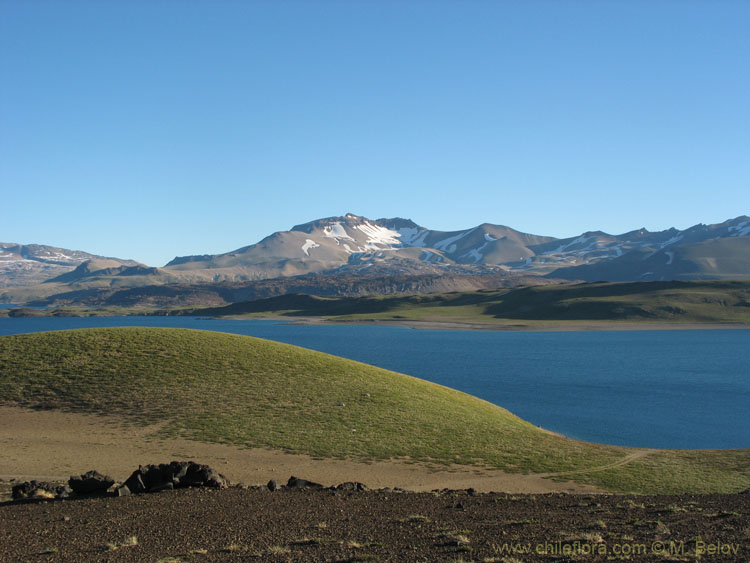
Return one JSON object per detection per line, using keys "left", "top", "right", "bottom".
{"left": 68, "top": 470, "right": 115, "bottom": 495}
{"left": 11, "top": 461, "right": 229, "bottom": 502}
{"left": 12, "top": 481, "right": 72, "bottom": 501}
{"left": 119, "top": 461, "right": 229, "bottom": 496}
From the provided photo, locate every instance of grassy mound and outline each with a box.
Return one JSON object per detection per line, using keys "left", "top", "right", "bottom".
{"left": 1, "top": 327, "right": 747, "bottom": 493}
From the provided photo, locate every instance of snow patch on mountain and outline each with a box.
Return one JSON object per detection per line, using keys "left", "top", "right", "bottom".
{"left": 665, "top": 251, "right": 674, "bottom": 265}
{"left": 301, "top": 239, "right": 320, "bottom": 256}
{"left": 660, "top": 235, "right": 683, "bottom": 248}
{"left": 542, "top": 235, "right": 593, "bottom": 255}
{"left": 421, "top": 250, "right": 444, "bottom": 263}
{"left": 729, "top": 221, "right": 750, "bottom": 237}
{"left": 398, "top": 227, "right": 428, "bottom": 246}
{"left": 463, "top": 242, "right": 489, "bottom": 263}
{"left": 355, "top": 221, "right": 402, "bottom": 248}
{"left": 433, "top": 228, "right": 476, "bottom": 254}
{"left": 484, "top": 233, "right": 497, "bottom": 242}
{"left": 323, "top": 222, "right": 354, "bottom": 241}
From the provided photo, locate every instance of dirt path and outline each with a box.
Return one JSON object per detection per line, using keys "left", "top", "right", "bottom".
{"left": 542, "top": 449, "right": 657, "bottom": 477}
{"left": 0, "top": 406, "right": 601, "bottom": 493}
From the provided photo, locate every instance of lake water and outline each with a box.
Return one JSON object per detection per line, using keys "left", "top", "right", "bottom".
{"left": 1, "top": 316, "right": 748, "bottom": 450}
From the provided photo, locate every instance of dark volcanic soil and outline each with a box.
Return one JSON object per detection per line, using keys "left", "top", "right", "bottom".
{"left": 1, "top": 486, "right": 747, "bottom": 562}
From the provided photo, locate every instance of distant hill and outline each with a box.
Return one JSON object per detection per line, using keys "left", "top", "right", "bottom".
{"left": 183, "top": 280, "right": 750, "bottom": 327}
{"left": 8, "top": 271, "right": 552, "bottom": 309}
{"left": 0, "top": 243, "right": 140, "bottom": 288}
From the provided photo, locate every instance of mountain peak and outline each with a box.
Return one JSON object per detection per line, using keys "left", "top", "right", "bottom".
{"left": 376, "top": 217, "right": 421, "bottom": 230}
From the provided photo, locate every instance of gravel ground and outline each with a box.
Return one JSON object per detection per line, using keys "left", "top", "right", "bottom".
{"left": 1, "top": 484, "right": 747, "bottom": 562}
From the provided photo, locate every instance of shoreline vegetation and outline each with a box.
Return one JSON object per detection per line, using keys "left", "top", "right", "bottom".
{"left": 1, "top": 327, "right": 748, "bottom": 495}
{"left": 3, "top": 280, "right": 750, "bottom": 332}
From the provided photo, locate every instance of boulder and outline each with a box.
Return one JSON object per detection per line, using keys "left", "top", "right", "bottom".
{"left": 150, "top": 482, "right": 175, "bottom": 493}
{"left": 182, "top": 462, "right": 228, "bottom": 488}
{"left": 120, "top": 461, "right": 228, "bottom": 495}
{"left": 12, "top": 481, "right": 71, "bottom": 501}
{"left": 140, "top": 464, "right": 169, "bottom": 490}
{"left": 334, "top": 481, "right": 367, "bottom": 492}
{"left": 68, "top": 470, "right": 114, "bottom": 495}
{"left": 267, "top": 479, "right": 279, "bottom": 492}
{"left": 162, "top": 461, "right": 190, "bottom": 485}
{"left": 123, "top": 471, "right": 146, "bottom": 494}
{"left": 286, "top": 476, "right": 324, "bottom": 489}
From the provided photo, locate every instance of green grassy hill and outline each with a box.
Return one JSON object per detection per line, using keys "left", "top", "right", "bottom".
{"left": 188, "top": 280, "right": 750, "bottom": 327}
{"left": 1, "top": 327, "right": 747, "bottom": 493}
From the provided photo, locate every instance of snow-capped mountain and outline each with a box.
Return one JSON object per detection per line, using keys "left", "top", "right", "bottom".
{"left": 532, "top": 216, "right": 750, "bottom": 281}
{"left": 3, "top": 214, "right": 749, "bottom": 298}
{"left": 164, "top": 214, "right": 554, "bottom": 280}
{"left": 0, "top": 243, "right": 140, "bottom": 288}
{"left": 162, "top": 213, "right": 556, "bottom": 281}
{"left": 161, "top": 213, "right": 750, "bottom": 283}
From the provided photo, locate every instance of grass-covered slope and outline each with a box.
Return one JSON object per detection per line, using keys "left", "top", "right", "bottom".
{"left": 189, "top": 280, "right": 750, "bottom": 327}
{"left": 483, "top": 280, "right": 750, "bottom": 322}
{"left": 1, "top": 327, "right": 748, "bottom": 493}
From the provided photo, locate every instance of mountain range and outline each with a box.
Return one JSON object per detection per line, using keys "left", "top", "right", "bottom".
{"left": 0, "top": 243, "right": 140, "bottom": 289}
{"left": 162, "top": 213, "right": 750, "bottom": 282}
{"left": 2, "top": 214, "right": 749, "bottom": 306}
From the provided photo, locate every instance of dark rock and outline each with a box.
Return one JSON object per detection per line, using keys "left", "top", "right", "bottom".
{"left": 151, "top": 482, "right": 175, "bottom": 493}
{"left": 68, "top": 470, "right": 114, "bottom": 495}
{"left": 267, "top": 479, "right": 279, "bottom": 491}
{"left": 140, "top": 465, "right": 168, "bottom": 490}
{"left": 12, "top": 481, "right": 70, "bottom": 501}
{"left": 334, "top": 481, "right": 368, "bottom": 492}
{"left": 118, "top": 461, "right": 229, "bottom": 495}
{"left": 182, "top": 462, "right": 229, "bottom": 489}
{"left": 161, "top": 461, "right": 190, "bottom": 486}
{"left": 123, "top": 471, "right": 146, "bottom": 494}
{"left": 286, "top": 476, "right": 324, "bottom": 489}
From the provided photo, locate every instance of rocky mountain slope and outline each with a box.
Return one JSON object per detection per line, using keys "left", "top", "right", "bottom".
{"left": 533, "top": 216, "right": 750, "bottom": 281}
{"left": 2, "top": 214, "right": 748, "bottom": 306}
{"left": 162, "top": 214, "right": 556, "bottom": 282}
{"left": 0, "top": 243, "right": 140, "bottom": 288}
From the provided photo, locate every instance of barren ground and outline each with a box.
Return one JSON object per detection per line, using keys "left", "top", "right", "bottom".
{"left": 1, "top": 487, "right": 747, "bottom": 562}
{"left": 1, "top": 407, "right": 748, "bottom": 561}
{"left": 0, "top": 407, "right": 597, "bottom": 494}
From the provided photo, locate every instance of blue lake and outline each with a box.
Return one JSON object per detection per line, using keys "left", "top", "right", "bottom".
{"left": 1, "top": 316, "right": 748, "bottom": 450}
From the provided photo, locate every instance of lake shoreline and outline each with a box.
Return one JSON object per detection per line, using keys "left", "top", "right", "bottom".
{"left": 220, "top": 314, "right": 750, "bottom": 332}
{"left": 2, "top": 316, "right": 748, "bottom": 450}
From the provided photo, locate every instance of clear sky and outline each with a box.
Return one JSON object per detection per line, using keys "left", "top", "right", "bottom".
{"left": 1, "top": 0, "right": 748, "bottom": 266}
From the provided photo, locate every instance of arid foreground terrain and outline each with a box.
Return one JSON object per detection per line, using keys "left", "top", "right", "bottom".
{"left": 1, "top": 482, "right": 747, "bottom": 562}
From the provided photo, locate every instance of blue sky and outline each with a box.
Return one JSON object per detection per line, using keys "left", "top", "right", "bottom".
{"left": 1, "top": 1, "right": 748, "bottom": 266}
